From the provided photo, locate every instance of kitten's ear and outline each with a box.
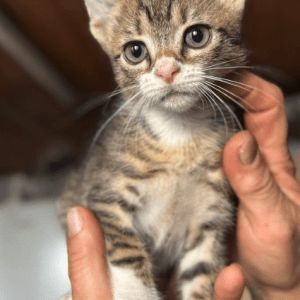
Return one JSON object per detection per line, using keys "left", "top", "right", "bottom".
{"left": 83, "top": 0, "right": 117, "bottom": 54}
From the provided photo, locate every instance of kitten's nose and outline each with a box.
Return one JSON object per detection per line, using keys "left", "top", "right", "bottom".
{"left": 155, "top": 57, "right": 180, "bottom": 84}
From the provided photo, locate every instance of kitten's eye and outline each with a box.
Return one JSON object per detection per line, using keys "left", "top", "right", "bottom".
{"left": 124, "top": 42, "right": 148, "bottom": 64}
{"left": 185, "top": 25, "right": 211, "bottom": 49}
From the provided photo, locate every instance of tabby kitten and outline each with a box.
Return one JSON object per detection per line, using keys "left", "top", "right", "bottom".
{"left": 58, "top": 0, "right": 247, "bottom": 299}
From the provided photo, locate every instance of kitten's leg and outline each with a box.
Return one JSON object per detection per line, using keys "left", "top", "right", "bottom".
{"left": 59, "top": 238, "right": 159, "bottom": 300}
{"left": 59, "top": 201, "right": 160, "bottom": 299}
{"left": 93, "top": 208, "right": 160, "bottom": 300}
{"left": 177, "top": 226, "right": 229, "bottom": 300}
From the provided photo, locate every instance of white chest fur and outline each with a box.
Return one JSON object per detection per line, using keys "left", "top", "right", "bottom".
{"left": 144, "top": 107, "right": 213, "bottom": 147}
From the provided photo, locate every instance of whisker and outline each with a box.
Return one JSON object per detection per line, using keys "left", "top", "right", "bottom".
{"left": 203, "top": 74, "right": 285, "bottom": 109}
{"left": 203, "top": 75, "right": 252, "bottom": 93}
{"left": 75, "top": 85, "right": 139, "bottom": 118}
{"left": 119, "top": 94, "right": 145, "bottom": 153}
{"left": 108, "top": 86, "right": 121, "bottom": 97}
{"left": 206, "top": 81, "right": 261, "bottom": 130}
{"left": 203, "top": 66, "right": 253, "bottom": 72}
{"left": 203, "top": 83, "right": 243, "bottom": 131}
{"left": 233, "top": 70, "right": 285, "bottom": 107}
{"left": 109, "top": 84, "right": 139, "bottom": 98}
{"left": 204, "top": 81, "right": 251, "bottom": 113}
{"left": 200, "top": 85, "right": 230, "bottom": 136}
{"left": 75, "top": 93, "right": 110, "bottom": 118}
{"left": 202, "top": 57, "right": 247, "bottom": 70}
{"left": 195, "top": 85, "right": 217, "bottom": 120}
{"left": 187, "top": 82, "right": 206, "bottom": 110}
{"left": 205, "top": 80, "right": 248, "bottom": 123}
{"left": 88, "top": 90, "right": 143, "bottom": 153}
{"left": 200, "top": 89, "right": 219, "bottom": 124}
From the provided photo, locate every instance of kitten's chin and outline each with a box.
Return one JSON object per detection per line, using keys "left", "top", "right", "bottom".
{"left": 157, "top": 93, "right": 199, "bottom": 113}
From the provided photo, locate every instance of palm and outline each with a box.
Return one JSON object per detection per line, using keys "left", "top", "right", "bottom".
{"left": 236, "top": 196, "right": 300, "bottom": 290}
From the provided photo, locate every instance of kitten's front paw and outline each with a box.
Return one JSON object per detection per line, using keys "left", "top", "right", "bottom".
{"left": 110, "top": 264, "right": 161, "bottom": 300}
{"left": 59, "top": 291, "right": 72, "bottom": 300}
{"left": 113, "top": 287, "right": 160, "bottom": 300}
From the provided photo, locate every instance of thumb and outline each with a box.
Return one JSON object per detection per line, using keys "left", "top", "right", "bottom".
{"left": 67, "top": 206, "right": 112, "bottom": 300}
{"left": 223, "top": 131, "right": 283, "bottom": 217}
{"left": 214, "top": 264, "right": 246, "bottom": 300}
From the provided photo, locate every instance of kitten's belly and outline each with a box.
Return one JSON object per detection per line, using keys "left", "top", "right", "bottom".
{"left": 134, "top": 170, "right": 226, "bottom": 268}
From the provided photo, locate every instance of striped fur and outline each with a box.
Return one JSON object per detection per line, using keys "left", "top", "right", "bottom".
{"left": 58, "top": 1, "right": 246, "bottom": 299}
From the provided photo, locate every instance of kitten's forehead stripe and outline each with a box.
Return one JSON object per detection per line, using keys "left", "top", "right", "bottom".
{"left": 135, "top": 19, "right": 142, "bottom": 35}
{"left": 217, "top": 28, "right": 229, "bottom": 36}
{"left": 180, "top": 7, "right": 188, "bottom": 24}
{"left": 145, "top": 6, "right": 153, "bottom": 23}
{"left": 166, "top": 0, "right": 173, "bottom": 21}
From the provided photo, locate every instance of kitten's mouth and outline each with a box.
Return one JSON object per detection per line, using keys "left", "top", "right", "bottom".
{"left": 158, "top": 91, "right": 200, "bottom": 113}
{"left": 160, "top": 91, "right": 195, "bottom": 102}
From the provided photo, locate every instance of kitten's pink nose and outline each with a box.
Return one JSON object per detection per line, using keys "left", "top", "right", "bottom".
{"left": 155, "top": 57, "right": 180, "bottom": 84}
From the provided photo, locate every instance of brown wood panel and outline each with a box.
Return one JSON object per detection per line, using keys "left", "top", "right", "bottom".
{"left": 0, "top": 0, "right": 115, "bottom": 95}
{"left": 0, "top": 48, "right": 87, "bottom": 173}
{"left": 243, "top": 0, "right": 300, "bottom": 90}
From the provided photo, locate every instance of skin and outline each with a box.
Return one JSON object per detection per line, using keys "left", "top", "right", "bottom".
{"left": 65, "top": 72, "right": 300, "bottom": 300}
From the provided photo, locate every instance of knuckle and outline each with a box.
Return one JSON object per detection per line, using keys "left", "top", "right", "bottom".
{"left": 258, "top": 217, "right": 294, "bottom": 246}
{"left": 243, "top": 163, "right": 274, "bottom": 197}
{"left": 254, "top": 194, "right": 296, "bottom": 245}
{"left": 269, "top": 214, "right": 293, "bottom": 240}
{"left": 267, "top": 82, "right": 285, "bottom": 106}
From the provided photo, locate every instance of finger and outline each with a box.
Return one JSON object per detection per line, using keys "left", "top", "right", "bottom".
{"left": 223, "top": 131, "right": 300, "bottom": 223}
{"left": 214, "top": 264, "right": 246, "bottom": 300}
{"left": 223, "top": 131, "right": 288, "bottom": 214}
{"left": 228, "top": 71, "right": 295, "bottom": 178}
{"left": 67, "top": 206, "right": 112, "bottom": 300}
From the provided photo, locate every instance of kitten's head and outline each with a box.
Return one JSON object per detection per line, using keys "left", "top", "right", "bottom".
{"left": 84, "top": 0, "right": 247, "bottom": 113}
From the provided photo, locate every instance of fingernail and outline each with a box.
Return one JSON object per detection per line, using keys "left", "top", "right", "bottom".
{"left": 240, "top": 136, "right": 258, "bottom": 166}
{"left": 67, "top": 207, "right": 82, "bottom": 236}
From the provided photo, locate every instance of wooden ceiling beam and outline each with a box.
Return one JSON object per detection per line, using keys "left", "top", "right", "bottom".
{"left": 0, "top": 10, "right": 77, "bottom": 107}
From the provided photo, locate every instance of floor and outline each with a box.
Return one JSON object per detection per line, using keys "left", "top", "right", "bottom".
{"left": 0, "top": 175, "right": 70, "bottom": 300}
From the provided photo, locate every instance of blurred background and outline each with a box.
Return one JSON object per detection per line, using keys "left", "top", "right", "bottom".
{"left": 0, "top": 0, "right": 299, "bottom": 299}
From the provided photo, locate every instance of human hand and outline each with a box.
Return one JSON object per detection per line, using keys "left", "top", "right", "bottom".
{"left": 221, "top": 71, "right": 300, "bottom": 299}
